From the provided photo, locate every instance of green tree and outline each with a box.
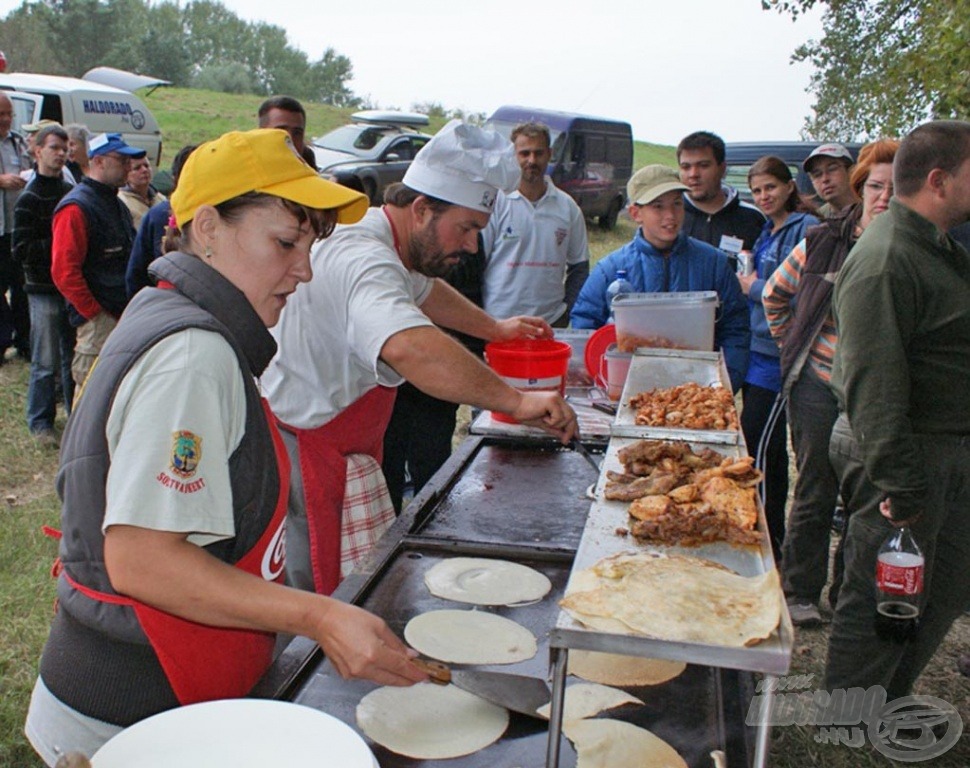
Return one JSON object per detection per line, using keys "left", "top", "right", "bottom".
{"left": 307, "top": 48, "right": 360, "bottom": 108}
{"left": 180, "top": 0, "right": 252, "bottom": 76}
{"left": 0, "top": 0, "right": 362, "bottom": 105}
{"left": 137, "top": 0, "right": 192, "bottom": 86}
{"left": 245, "top": 20, "right": 310, "bottom": 96}
{"left": 765, "top": 0, "right": 970, "bottom": 139}
{"left": 192, "top": 61, "right": 256, "bottom": 94}
{"left": 0, "top": 4, "right": 52, "bottom": 73}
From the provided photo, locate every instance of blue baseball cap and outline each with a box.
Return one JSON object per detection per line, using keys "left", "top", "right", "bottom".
{"left": 88, "top": 132, "right": 147, "bottom": 160}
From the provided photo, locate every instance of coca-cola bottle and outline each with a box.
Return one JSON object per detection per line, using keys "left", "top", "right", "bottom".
{"left": 875, "top": 526, "right": 924, "bottom": 642}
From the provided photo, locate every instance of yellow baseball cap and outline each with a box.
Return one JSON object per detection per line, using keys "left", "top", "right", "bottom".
{"left": 170, "top": 129, "right": 369, "bottom": 228}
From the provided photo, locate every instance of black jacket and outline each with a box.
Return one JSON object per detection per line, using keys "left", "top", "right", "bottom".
{"left": 682, "top": 186, "right": 765, "bottom": 255}
{"left": 13, "top": 173, "right": 74, "bottom": 292}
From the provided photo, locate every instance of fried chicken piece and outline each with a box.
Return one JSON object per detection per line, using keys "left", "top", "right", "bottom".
{"left": 720, "top": 457, "right": 758, "bottom": 477}
{"left": 699, "top": 476, "right": 758, "bottom": 530}
{"left": 668, "top": 484, "right": 699, "bottom": 503}
{"left": 604, "top": 470, "right": 682, "bottom": 501}
{"left": 606, "top": 470, "right": 639, "bottom": 484}
{"left": 617, "top": 439, "right": 676, "bottom": 467}
{"left": 629, "top": 497, "right": 764, "bottom": 547}
{"left": 630, "top": 515, "right": 762, "bottom": 547}
{"left": 628, "top": 494, "right": 673, "bottom": 520}
{"left": 691, "top": 456, "right": 763, "bottom": 487}
{"left": 682, "top": 447, "right": 723, "bottom": 468}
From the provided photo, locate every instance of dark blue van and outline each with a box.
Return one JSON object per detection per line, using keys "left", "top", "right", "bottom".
{"left": 725, "top": 141, "right": 864, "bottom": 203}
{"left": 486, "top": 105, "right": 634, "bottom": 229}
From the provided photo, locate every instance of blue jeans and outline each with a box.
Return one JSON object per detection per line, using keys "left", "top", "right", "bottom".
{"left": 26, "top": 293, "right": 75, "bottom": 433}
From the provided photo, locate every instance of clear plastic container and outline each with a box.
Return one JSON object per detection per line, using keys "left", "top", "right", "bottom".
{"left": 612, "top": 291, "right": 718, "bottom": 353}
{"left": 596, "top": 343, "right": 632, "bottom": 401}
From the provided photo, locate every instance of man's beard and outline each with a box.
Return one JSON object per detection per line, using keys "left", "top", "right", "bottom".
{"left": 408, "top": 217, "right": 470, "bottom": 277}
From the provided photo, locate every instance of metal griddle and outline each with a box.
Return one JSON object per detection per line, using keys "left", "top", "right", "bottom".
{"left": 254, "top": 434, "right": 764, "bottom": 767}
{"left": 408, "top": 438, "right": 599, "bottom": 552}
{"left": 274, "top": 540, "right": 756, "bottom": 768}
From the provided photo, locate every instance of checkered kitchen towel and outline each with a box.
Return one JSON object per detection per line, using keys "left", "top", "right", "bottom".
{"left": 340, "top": 454, "right": 396, "bottom": 578}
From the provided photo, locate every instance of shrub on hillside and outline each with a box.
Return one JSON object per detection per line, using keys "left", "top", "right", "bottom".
{"left": 192, "top": 62, "right": 257, "bottom": 95}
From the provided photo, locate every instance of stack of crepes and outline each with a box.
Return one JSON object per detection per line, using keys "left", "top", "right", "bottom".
{"left": 560, "top": 551, "right": 782, "bottom": 647}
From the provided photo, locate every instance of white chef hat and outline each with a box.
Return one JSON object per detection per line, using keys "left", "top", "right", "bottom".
{"left": 403, "top": 119, "right": 520, "bottom": 213}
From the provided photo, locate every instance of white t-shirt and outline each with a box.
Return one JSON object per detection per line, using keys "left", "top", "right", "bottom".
{"left": 262, "top": 207, "right": 434, "bottom": 429}
{"left": 480, "top": 181, "right": 589, "bottom": 323}
{"left": 103, "top": 328, "right": 247, "bottom": 548}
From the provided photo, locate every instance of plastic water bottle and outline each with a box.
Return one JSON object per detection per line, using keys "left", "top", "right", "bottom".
{"left": 606, "top": 269, "right": 634, "bottom": 322}
{"left": 875, "top": 526, "right": 924, "bottom": 642}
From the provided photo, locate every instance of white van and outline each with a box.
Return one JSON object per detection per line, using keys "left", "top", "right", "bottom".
{"left": 0, "top": 72, "right": 163, "bottom": 166}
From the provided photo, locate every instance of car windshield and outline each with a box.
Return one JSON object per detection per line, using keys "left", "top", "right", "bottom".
{"left": 314, "top": 125, "right": 392, "bottom": 154}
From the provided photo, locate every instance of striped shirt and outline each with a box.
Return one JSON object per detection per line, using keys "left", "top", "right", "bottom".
{"left": 762, "top": 238, "right": 838, "bottom": 382}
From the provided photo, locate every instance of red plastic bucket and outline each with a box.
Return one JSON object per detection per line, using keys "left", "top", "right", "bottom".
{"left": 485, "top": 339, "right": 572, "bottom": 424}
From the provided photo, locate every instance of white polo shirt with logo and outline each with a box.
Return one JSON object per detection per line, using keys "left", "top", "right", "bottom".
{"left": 480, "top": 180, "right": 589, "bottom": 323}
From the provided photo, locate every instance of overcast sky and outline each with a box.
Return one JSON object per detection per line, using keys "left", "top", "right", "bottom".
{"left": 0, "top": 0, "right": 826, "bottom": 145}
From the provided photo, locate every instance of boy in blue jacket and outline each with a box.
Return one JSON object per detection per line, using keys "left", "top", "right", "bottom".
{"left": 571, "top": 165, "right": 749, "bottom": 390}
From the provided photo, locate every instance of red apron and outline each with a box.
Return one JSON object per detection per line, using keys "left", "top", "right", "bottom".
{"left": 64, "top": 399, "right": 290, "bottom": 706}
{"left": 281, "top": 385, "right": 396, "bottom": 596}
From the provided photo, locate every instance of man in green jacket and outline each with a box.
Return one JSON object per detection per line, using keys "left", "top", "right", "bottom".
{"left": 825, "top": 120, "right": 970, "bottom": 700}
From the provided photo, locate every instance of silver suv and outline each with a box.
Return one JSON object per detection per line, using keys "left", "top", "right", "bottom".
{"left": 311, "top": 111, "right": 432, "bottom": 205}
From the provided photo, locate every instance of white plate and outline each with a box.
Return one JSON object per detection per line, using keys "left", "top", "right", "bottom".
{"left": 93, "top": 699, "right": 378, "bottom": 767}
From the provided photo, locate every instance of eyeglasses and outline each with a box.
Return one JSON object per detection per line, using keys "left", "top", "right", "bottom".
{"left": 863, "top": 180, "right": 893, "bottom": 197}
{"left": 809, "top": 162, "right": 847, "bottom": 180}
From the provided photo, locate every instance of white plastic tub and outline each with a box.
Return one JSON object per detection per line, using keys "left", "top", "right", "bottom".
{"left": 612, "top": 291, "right": 717, "bottom": 353}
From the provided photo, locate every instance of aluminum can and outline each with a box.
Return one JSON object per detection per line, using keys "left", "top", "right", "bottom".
{"left": 736, "top": 251, "right": 754, "bottom": 277}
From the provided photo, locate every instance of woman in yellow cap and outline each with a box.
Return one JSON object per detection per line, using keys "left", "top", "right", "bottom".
{"left": 24, "top": 129, "right": 426, "bottom": 765}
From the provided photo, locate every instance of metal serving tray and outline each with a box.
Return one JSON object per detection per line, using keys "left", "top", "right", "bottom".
{"left": 550, "top": 436, "right": 793, "bottom": 676}
{"left": 471, "top": 328, "right": 614, "bottom": 442}
{"left": 470, "top": 401, "right": 613, "bottom": 444}
{"left": 407, "top": 436, "right": 600, "bottom": 553}
{"left": 612, "top": 349, "right": 740, "bottom": 443}
{"left": 273, "top": 539, "right": 756, "bottom": 768}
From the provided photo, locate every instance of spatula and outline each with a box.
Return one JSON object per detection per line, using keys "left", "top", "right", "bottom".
{"left": 413, "top": 659, "right": 551, "bottom": 720}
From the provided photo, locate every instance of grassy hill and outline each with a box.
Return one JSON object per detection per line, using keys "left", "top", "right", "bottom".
{"left": 141, "top": 87, "right": 676, "bottom": 171}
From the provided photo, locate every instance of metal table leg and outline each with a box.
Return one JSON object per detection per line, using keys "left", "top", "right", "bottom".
{"left": 545, "top": 646, "right": 569, "bottom": 768}
{"left": 751, "top": 674, "right": 776, "bottom": 768}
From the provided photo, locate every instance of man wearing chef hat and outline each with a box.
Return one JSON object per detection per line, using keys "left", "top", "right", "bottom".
{"left": 262, "top": 120, "right": 578, "bottom": 595}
